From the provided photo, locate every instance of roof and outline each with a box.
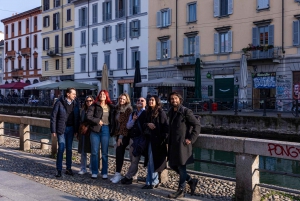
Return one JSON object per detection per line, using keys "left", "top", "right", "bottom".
{"left": 1, "top": 6, "right": 42, "bottom": 23}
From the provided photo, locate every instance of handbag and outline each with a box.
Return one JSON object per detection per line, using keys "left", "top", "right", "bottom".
{"left": 143, "top": 126, "right": 152, "bottom": 136}
{"left": 79, "top": 122, "right": 90, "bottom": 136}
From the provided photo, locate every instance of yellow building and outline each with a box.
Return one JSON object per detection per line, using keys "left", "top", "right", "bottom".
{"left": 41, "top": 0, "right": 75, "bottom": 81}
{"left": 149, "top": 0, "right": 300, "bottom": 111}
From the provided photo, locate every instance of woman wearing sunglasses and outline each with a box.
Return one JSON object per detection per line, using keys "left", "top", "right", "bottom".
{"left": 86, "top": 90, "right": 114, "bottom": 179}
{"left": 110, "top": 93, "right": 132, "bottom": 183}
{"left": 77, "top": 95, "right": 94, "bottom": 175}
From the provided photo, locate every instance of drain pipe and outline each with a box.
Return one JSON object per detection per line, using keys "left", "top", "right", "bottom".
{"left": 282, "top": 0, "right": 285, "bottom": 54}
{"left": 87, "top": 0, "right": 90, "bottom": 77}
{"left": 125, "top": 0, "right": 128, "bottom": 74}
{"left": 176, "top": 0, "right": 178, "bottom": 62}
{"left": 61, "top": 4, "right": 64, "bottom": 74}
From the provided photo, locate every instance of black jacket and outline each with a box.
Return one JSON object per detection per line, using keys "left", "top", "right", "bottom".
{"left": 86, "top": 102, "right": 115, "bottom": 134}
{"left": 78, "top": 109, "right": 91, "bottom": 153}
{"left": 50, "top": 96, "right": 80, "bottom": 135}
{"left": 167, "top": 105, "right": 201, "bottom": 166}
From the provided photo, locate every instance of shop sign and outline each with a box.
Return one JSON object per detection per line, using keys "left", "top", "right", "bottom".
{"left": 253, "top": 73, "right": 276, "bottom": 89}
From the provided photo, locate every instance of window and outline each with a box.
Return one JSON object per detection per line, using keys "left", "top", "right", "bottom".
{"left": 187, "top": 3, "right": 197, "bottom": 22}
{"left": 11, "top": 23, "right": 14, "bottom": 36}
{"left": 45, "top": 61, "right": 49, "bottom": 71}
{"left": 116, "top": 0, "right": 125, "bottom": 18}
{"left": 18, "top": 60, "right": 21, "bottom": 69}
{"left": 43, "top": 37, "right": 49, "bottom": 50}
{"left": 102, "top": 1, "right": 112, "bottom": 21}
{"left": 257, "top": 0, "right": 269, "bottom": 10}
{"left": 34, "top": 35, "right": 37, "bottom": 48}
{"left": 92, "top": 53, "right": 98, "bottom": 71}
{"left": 54, "top": 0, "right": 60, "bottom": 7}
{"left": 214, "top": 0, "right": 233, "bottom": 17}
{"left": 252, "top": 25, "right": 274, "bottom": 58}
{"left": 156, "top": 40, "right": 171, "bottom": 60}
{"left": 104, "top": 52, "right": 110, "bottom": 69}
{"left": 65, "top": 33, "right": 72, "bottom": 46}
{"left": 18, "top": 21, "right": 21, "bottom": 35}
{"left": 11, "top": 40, "right": 14, "bottom": 51}
{"left": 131, "top": 49, "right": 140, "bottom": 68}
{"left": 55, "top": 59, "right": 59, "bottom": 70}
{"left": 53, "top": 13, "right": 60, "bottom": 30}
{"left": 43, "top": 16, "right": 50, "bottom": 27}
{"left": 81, "top": 54, "right": 86, "bottom": 72}
{"left": 214, "top": 31, "right": 232, "bottom": 53}
{"left": 26, "top": 37, "right": 29, "bottom": 48}
{"left": 92, "top": 28, "right": 98, "bottom": 44}
{"left": 115, "top": 23, "right": 125, "bottom": 40}
{"left": 130, "top": 20, "right": 140, "bottom": 38}
{"left": 43, "top": 0, "right": 49, "bottom": 11}
{"left": 102, "top": 26, "right": 112, "bottom": 43}
{"left": 26, "top": 19, "right": 29, "bottom": 29}
{"left": 18, "top": 39, "right": 21, "bottom": 50}
{"left": 5, "top": 42, "right": 8, "bottom": 53}
{"left": 117, "top": 50, "right": 124, "bottom": 69}
{"left": 11, "top": 60, "right": 14, "bottom": 70}
{"left": 34, "top": 17, "right": 37, "bottom": 28}
{"left": 81, "top": 31, "right": 86, "bottom": 46}
{"left": 26, "top": 58, "right": 29, "bottom": 70}
{"left": 92, "top": 3, "right": 98, "bottom": 23}
{"left": 66, "top": 58, "right": 71, "bottom": 69}
{"left": 0, "top": 58, "right": 2, "bottom": 70}
{"left": 79, "top": 7, "right": 87, "bottom": 27}
{"left": 183, "top": 35, "right": 200, "bottom": 63}
{"left": 156, "top": 9, "right": 171, "bottom": 28}
{"left": 67, "top": 9, "right": 71, "bottom": 21}
{"left": 34, "top": 57, "right": 37, "bottom": 69}
{"left": 130, "top": 0, "right": 140, "bottom": 15}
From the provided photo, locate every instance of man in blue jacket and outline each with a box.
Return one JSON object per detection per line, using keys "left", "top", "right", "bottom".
{"left": 51, "top": 88, "right": 80, "bottom": 177}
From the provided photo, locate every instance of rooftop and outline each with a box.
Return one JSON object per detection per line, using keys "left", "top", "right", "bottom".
{"left": 1, "top": 6, "right": 41, "bottom": 23}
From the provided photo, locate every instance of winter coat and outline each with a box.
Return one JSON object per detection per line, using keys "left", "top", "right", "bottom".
{"left": 86, "top": 102, "right": 115, "bottom": 134}
{"left": 144, "top": 108, "right": 169, "bottom": 173}
{"left": 167, "top": 105, "right": 201, "bottom": 166}
{"left": 50, "top": 96, "right": 80, "bottom": 135}
{"left": 112, "top": 104, "right": 132, "bottom": 137}
{"left": 78, "top": 109, "right": 91, "bottom": 153}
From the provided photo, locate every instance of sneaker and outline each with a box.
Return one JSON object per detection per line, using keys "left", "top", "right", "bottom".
{"left": 110, "top": 172, "right": 119, "bottom": 181}
{"left": 65, "top": 169, "right": 74, "bottom": 176}
{"left": 168, "top": 188, "right": 185, "bottom": 198}
{"left": 111, "top": 172, "right": 122, "bottom": 183}
{"left": 188, "top": 178, "right": 198, "bottom": 195}
{"left": 55, "top": 170, "right": 62, "bottom": 177}
{"left": 91, "top": 174, "right": 98, "bottom": 179}
{"left": 78, "top": 169, "right": 87, "bottom": 175}
{"left": 102, "top": 174, "right": 108, "bottom": 180}
{"left": 121, "top": 177, "right": 133, "bottom": 184}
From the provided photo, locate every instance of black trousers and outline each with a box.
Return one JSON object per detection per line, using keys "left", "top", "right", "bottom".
{"left": 115, "top": 136, "right": 130, "bottom": 172}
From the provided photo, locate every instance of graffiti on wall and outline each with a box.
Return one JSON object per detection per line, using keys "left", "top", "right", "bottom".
{"left": 201, "top": 85, "right": 209, "bottom": 99}
{"left": 276, "top": 75, "right": 291, "bottom": 99}
{"left": 268, "top": 143, "right": 300, "bottom": 159}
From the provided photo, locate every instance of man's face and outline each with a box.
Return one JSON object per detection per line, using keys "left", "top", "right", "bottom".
{"left": 67, "top": 89, "right": 76, "bottom": 101}
{"left": 136, "top": 97, "right": 146, "bottom": 108}
{"left": 170, "top": 95, "right": 180, "bottom": 107}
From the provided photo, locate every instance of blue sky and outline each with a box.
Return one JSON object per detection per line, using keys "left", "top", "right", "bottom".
{"left": 0, "top": 0, "right": 41, "bottom": 32}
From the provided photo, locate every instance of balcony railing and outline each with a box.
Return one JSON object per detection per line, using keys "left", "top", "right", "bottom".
{"left": 116, "top": 9, "right": 125, "bottom": 18}
{"left": 246, "top": 47, "right": 282, "bottom": 60}
{"left": 176, "top": 55, "right": 196, "bottom": 66}
{"left": 6, "top": 50, "right": 16, "bottom": 58}
{"left": 20, "top": 48, "right": 31, "bottom": 57}
{"left": 46, "top": 47, "right": 62, "bottom": 57}
{"left": 103, "top": 13, "right": 112, "bottom": 21}
{"left": 11, "top": 69, "right": 23, "bottom": 78}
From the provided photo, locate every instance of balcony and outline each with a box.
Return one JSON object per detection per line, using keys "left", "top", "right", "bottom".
{"left": 11, "top": 69, "right": 23, "bottom": 79}
{"left": 20, "top": 48, "right": 31, "bottom": 57}
{"left": 245, "top": 46, "right": 282, "bottom": 63}
{"left": 6, "top": 50, "right": 16, "bottom": 59}
{"left": 46, "top": 47, "right": 62, "bottom": 57}
{"left": 116, "top": 9, "right": 125, "bottom": 18}
{"left": 175, "top": 55, "right": 196, "bottom": 68}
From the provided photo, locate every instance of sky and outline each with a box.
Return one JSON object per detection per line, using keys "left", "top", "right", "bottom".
{"left": 0, "top": 0, "right": 41, "bottom": 32}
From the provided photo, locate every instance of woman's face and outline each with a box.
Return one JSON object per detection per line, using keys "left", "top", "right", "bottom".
{"left": 119, "top": 95, "right": 127, "bottom": 105}
{"left": 85, "top": 98, "right": 93, "bottom": 107}
{"left": 148, "top": 97, "right": 156, "bottom": 108}
{"left": 99, "top": 91, "right": 107, "bottom": 101}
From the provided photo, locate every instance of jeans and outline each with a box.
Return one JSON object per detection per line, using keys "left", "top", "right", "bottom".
{"left": 170, "top": 164, "right": 191, "bottom": 189}
{"left": 115, "top": 136, "right": 130, "bottom": 173}
{"left": 56, "top": 126, "right": 74, "bottom": 171}
{"left": 90, "top": 125, "right": 110, "bottom": 175}
{"left": 145, "top": 142, "right": 159, "bottom": 186}
{"left": 80, "top": 135, "right": 88, "bottom": 171}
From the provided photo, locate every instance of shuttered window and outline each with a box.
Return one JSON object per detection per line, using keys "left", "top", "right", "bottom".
{"left": 131, "top": 50, "right": 140, "bottom": 68}
{"left": 104, "top": 53, "right": 110, "bottom": 69}
{"left": 156, "top": 9, "right": 171, "bottom": 28}
{"left": 187, "top": 3, "right": 196, "bottom": 23}
{"left": 214, "top": 0, "right": 233, "bottom": 17}
{"left": 92, "top": 3, "right": 98, "bottom": 23}
{"left": 43, "top": 16, "right": 49, "bottom": 27}
{"left": 116, "top": 23, "right": 125, "bottom": 40}
{"left": 92, "top": 54, "right": 98, "bottom": 71}
{"left": 67, "top": 9, "right": 71, "bottom": 21}
{"left": 81, "top": 31, "right": 86, "bottom": 46}
{"left": 293, "top": 20, "right": 299, "bottom": 46}
{"left": 252, "top": 25, "right": 274, "bottom": 59}
{"left": 257, "top": 0, "right": 269, "bottom": 10}
{"left": 130, "top": 20, "right": 140, "bottom": 38}
{"left": 79, "top": 7, "right": 87, "bottom": 27}
{"left": 65, "top": 33, "right": 72, "bottom": 47}
{"left": 103, "top": 26, "right": 112, "bottom": 43}
{"left": 67, "top": 58, "right": 71, "bottom": 69}
{"left": 214, "top": 31, "right": 232, "bottom": 54}
{"left": 117, "top": 50, "right": 124, "bottom": 69}
{"left": 129, "top": 0, "right": 141, "bottom": 15}
{"left": 92, "top": 28, "right": 98, "bottom": 44}
{"left": 81, "top": 55, "right": 86, "bottom": 72}
{"left": 156, "top": 40, "right": 171, "bottom": 60}
{"left": 103, "top": 1, "right": 112, "bottom": 21}
{"left": 183, "top": 36, "right": 200, "bottom": 63}
{"left": 53, "top": 13, "right": 59, "bottom": 30}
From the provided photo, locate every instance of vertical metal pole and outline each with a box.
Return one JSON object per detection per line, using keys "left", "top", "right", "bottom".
{"left": 209, "top": 99, "right": 212, "bottom": 114}
{"left": 296, "top": 99, "right": 299, "bottom": 117}
{"left": 263, "top": 98, "right": 266, "bottom": 116}
{"left": 234, "top": 98, "right": 238, "bottom": 115}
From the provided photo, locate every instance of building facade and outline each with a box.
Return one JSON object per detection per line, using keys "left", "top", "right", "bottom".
{"left": 1, "top": 7, "right": 42, "bottom": 95}
{"left": 41, "top": 0, "right": 75, "bottom": 81}
{"left": 74, "top": 0, "right": 148, "bottom": 99}
{"left": 149, "top": 0, "right": 300, "bottom": 111}
{"left": 0, "top": 31, "right": 4, "bottom": 95}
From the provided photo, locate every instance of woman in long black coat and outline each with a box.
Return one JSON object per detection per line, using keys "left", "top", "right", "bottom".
{"left": 143, "top": 95, "right": 168, "bottom": 189}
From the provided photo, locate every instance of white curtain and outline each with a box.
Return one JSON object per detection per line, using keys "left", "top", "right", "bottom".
{"left": 239, "top": 54, "right": 248, "bottom": 102}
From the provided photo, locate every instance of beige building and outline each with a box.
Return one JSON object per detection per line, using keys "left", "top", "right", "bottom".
{"left": 149, "top": 0, "right": 300, "bottom": 111}
{"left": 41, "top": 0, "right": 75, "bottom": 81}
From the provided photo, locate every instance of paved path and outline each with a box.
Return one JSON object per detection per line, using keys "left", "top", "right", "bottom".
{"left": 0, "top": 147, "right": 215, "bottom": 201}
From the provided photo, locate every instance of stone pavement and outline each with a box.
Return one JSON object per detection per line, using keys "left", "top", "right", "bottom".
{"left": 0, "top": 147, "right": 215, "bottom": 201}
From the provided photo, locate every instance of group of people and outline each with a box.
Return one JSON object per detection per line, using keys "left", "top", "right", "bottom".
{"left": 50, "top": 88, "right": 201, "bottom": 198}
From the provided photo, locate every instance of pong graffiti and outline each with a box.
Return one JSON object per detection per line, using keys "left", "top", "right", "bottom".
{"left": 268, "top": 143, "right": 300, "bottom": 159}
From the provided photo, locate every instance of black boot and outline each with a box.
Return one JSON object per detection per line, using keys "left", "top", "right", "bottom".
{"left": 55, "top": 170, "right": 62, "bottom": 177}
{"left": 168, "top": 188, "right": 185, "bottom": 198}
{"left": 188, "top": 179, "right": 198, "bottom": 195}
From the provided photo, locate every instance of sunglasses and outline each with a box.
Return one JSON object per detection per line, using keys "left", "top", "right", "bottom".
{"left": 137, "top": 99, "right": 145, "bottom": 102}
{"left": 86, "top": 100, "right": 93, "bottom": 102}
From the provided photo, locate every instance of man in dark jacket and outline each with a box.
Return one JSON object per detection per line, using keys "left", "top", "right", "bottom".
{"left": 167, "top": 92, "right": 201, "bottom": 198}
{"left": 51, "top": 88, "right": 80, "bottom": 177}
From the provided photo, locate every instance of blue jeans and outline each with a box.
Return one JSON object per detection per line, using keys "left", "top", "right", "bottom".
{"left": 146, "top": 142, "right": 159, "bottom": 185}
{"left": 170, "top": 165, "right": 191, "bottom": 189}
{"left": 56, "top": 126, "right": 74, "bottom": 171}
{"left": 90, "top": 125, "right": 110, "bottom": 175}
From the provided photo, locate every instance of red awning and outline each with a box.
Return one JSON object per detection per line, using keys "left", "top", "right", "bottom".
{"left": 0, "top": 82, "right": 30, "bottom": 89}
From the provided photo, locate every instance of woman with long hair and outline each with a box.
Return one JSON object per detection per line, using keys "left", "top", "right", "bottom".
{"left": 142, "top": 95, "right": 168, "bottom": 189}
{"left": 110, "top": 93, "right": 132, "bottom": 183}
{"left": 77, "top": 95, "right": 94, "bottom": 175}
{"left": 86, "top": 90, "right": 114, "bottom": 179}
